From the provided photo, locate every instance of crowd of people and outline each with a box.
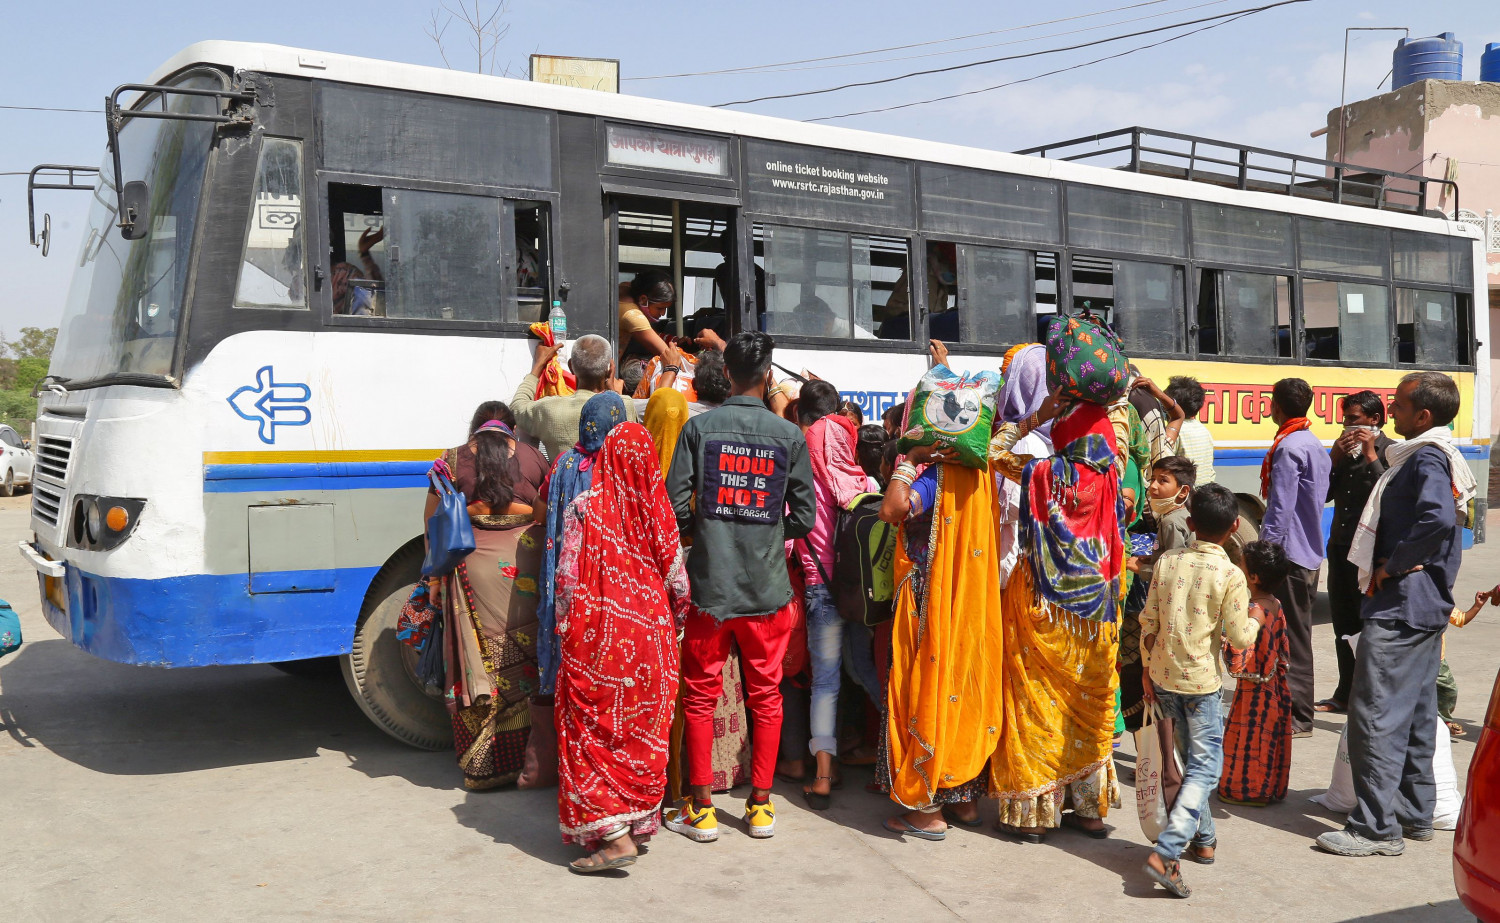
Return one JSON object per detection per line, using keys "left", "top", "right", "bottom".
{"left": 416, "top": 322, "right": 1478, "bottom": 895}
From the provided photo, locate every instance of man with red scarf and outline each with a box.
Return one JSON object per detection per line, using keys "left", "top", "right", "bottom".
{"left": 1259, "top": 378, "right": 1331, "bottom": 736}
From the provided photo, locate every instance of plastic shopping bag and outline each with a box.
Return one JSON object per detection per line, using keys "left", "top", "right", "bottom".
{"left": 1134, "top": 702, "right": 1183, "bottom": 843}
{"left": 1434, "top": 717, "right": 1462, "bottom": 830}
{"left": 1310, "top": 723, "right": 1356, "bottom": 813}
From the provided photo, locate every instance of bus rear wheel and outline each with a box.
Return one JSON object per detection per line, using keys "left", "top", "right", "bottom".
{"left": 342, "top": 540, "right": 453, "bottom": 751}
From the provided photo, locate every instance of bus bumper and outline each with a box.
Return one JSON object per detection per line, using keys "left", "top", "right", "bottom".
{"left": 20, "top": 540, "right": 373, "bottom": 667}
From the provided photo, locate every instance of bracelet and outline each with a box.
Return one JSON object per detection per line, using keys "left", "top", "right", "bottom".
{"left": 890, "top": 470, "right": 915, "bottom": 488}
{"left": 661, "top": 365, "right": 681, "bottom": 374}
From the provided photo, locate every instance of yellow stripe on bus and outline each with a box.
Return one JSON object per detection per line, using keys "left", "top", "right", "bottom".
{"left": 203, "top": 449, "right": 444, "bottom": 465}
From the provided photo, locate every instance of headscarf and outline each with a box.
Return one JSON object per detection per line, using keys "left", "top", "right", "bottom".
{"left": 536, "top": 391, "right": 627, "bottom": 695}
{"left": 998, "top": 344, "right": 1048, "bottom": 424}
{"left": 643, "top": 387, "right": 690, "bottom": 478}
{"left": 805, "top": 413, "right": 867, "bottom": 506}
{"left": 555, "top": 423, "right": 687, "bottom": 845}
{"left": 1020, "top": 401, "right": 1126, "bottom": 625}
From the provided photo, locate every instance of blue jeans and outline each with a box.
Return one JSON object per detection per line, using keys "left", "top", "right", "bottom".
{"left": 806, "top": 583, "right": 843, "bottom": 756}
{"left": 1152, "top": 685, "right": 1224, "bottom": 861}
{"left": 843, "top": 620, "right": 882, "bottom": 702}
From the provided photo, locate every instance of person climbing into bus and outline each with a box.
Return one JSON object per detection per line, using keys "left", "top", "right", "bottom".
{"left": 618, "top": 269, "right": 677, "bottom": 362}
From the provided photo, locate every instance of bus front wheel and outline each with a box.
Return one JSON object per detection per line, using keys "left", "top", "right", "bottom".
{"left": 342, "top": 540, "right": 453, "bottom": 751}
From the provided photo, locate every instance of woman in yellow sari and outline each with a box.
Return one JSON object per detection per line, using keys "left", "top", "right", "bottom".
{"left": 875, "top": 343, "right": 1006, "bottom": 841}
{"left": 644, "top": 388, "right": 753, "bottom": 799}
{"left": 988, "top": 397, "right": 1124, "bottom": 841}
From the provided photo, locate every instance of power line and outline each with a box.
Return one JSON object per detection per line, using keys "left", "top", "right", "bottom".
{"left": 713, "top": 0, "right": 1310, "bottom": 108}
{"left": 809, "top": 8, "right": 1265, "bottom": 121}
{"left": 628, "top": 0, "right": 1189, "bottom": 80}
{"left": 654, "top": 0, "right": 1240, "bottom": 79}
{"left": 0, "top": 104, "right": 101, "bottom": 114}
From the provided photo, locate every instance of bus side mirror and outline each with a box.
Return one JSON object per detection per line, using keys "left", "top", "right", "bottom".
{"left": 38, "top": 214, "right": 51, "bottom": 257}
{"left": 119, "top": 181, "right": 150, "bottom": 240}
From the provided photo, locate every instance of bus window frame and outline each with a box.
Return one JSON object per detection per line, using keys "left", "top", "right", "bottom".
{"left": 913, "top": 225, "right": 1065, "bottom": 358}
{"left": 1189, "top": 262, "right": 1298, "bottom": 364}
{"left": 313, "top": 168, "right": 561, "bottom": 333}
{"left": 1062, "top": 243, "right": 1191, "bottom": 362}
{"left": 232, "top": 134, "right": 310, "bottom": 312}
{"left": 742, "top": 210, "right": 925, "bottom": 354}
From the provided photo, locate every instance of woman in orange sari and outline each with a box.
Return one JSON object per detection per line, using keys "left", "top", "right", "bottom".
{"left": 989, "top": 399, "right": 1124, "bottom": 841}
{"left": 554, "top": 423, "right": 690, "bottom": 873}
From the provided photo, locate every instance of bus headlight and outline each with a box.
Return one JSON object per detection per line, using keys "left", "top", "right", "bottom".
{"left": 69, "top": 495, "right": 145, "bottom": 551}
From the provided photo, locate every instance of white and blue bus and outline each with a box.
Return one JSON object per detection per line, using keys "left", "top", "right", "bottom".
{"left": 22, "top": 42, "right": 1486, "bottom": 748}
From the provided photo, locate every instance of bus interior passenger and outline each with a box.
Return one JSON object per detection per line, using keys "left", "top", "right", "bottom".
{"left": 328, "top": 183, "right": 385, "bottom": 315}
{"left": 882, "top": 241, "right": 956, "bottom": 340}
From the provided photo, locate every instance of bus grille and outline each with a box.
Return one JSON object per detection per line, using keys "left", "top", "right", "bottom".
{"left": 36, "top": 436, "right": 72, "bottom": 482}
{"left": 32, "top": 483, "right": 63, "bottom": 527}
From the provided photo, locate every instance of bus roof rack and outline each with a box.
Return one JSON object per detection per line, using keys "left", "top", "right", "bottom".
{"left": 1015, "top": 127, "right": 1457, "bottom": 218}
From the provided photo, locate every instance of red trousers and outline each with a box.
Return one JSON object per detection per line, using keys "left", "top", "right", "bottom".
{"left": 681, "top": 604, "right": 794, "bottom": 792}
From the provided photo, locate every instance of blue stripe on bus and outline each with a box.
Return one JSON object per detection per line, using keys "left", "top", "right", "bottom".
{"left": 38, "top": 561, "right": 379, "bottom": 666}
{"left": 203, "top": 461, "right": 429, "bottom": 493}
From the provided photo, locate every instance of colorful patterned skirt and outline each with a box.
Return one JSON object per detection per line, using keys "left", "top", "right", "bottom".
{"left": 1219, "top": 673, "right": 1292, "bottom": 805}
{"left": 445, "top": 520, "right": 544, "bottom": 791}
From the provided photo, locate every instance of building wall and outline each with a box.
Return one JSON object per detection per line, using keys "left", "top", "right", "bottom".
{"left": 1325, "top": 79, "right": 1500, "bottom": 444}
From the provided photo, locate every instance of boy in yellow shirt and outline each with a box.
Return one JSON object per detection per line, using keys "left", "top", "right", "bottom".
{"left": 1140, "top": 484, "right": 1264, "bottom": 899}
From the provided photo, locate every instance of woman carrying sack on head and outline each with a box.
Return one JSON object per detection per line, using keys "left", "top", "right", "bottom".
{"left": 427, "top": 406, "right": 545, "bottom": 791}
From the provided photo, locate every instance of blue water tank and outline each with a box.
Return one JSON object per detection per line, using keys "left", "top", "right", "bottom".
{"left": 1393, "top": 33, "right": 1463, "bottom": 90}
{"left": 1482, "top": 43, "right": 1500, "bottom": 83}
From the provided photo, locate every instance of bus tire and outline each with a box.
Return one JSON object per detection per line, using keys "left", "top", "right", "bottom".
{"left": 341, "top": 539, "right": 453, "bottom": 751}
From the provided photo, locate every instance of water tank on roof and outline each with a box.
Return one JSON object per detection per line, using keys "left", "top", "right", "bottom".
{"left": 1482, "top": 43, "right": 1500, "bottom": 83}
{"left": 1393, "top": 33, "right": 1463, "bottom": 90}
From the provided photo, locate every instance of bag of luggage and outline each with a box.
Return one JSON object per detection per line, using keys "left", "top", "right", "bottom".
{"left": 896, "top": 365, "right": 1001, "bottom": 468}
{"left": 831, "top": 492, "right": 897, "bottom": 627}
{"left": 1044, "top": 313, "right": 1130, "bottom": 406}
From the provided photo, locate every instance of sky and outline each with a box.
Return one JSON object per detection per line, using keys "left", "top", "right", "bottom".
{"left": 0, "top": 0, "right": 1492, "bottom": 340}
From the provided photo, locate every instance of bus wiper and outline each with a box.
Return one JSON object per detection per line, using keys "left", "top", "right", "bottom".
{"left": 31, "top": 375, "right": 71, "bottom": 397}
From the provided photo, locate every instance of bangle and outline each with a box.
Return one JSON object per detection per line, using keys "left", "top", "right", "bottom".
{"left": 890, "top": 470, "right": 915, "bottom": 488}
{"left": 662, "top": 365, "right": 681, "bottom": 374}
{"left": 893, "top": 462, "right": 918, "bottom": 483}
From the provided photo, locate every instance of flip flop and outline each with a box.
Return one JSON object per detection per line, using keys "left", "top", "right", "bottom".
{"left": 803, "top": 776, "right": 835, "bottom": 811}
{"left": 568, "top": 853, "right": 637, "bottom": 874}
{"left": 995, "top": 822, "right": 1045, "bottom": 844}
{"left": 1143, "top": 857, "right": 1191, "bottom": 898}
{"left": 941, "top": 806, "right": 982, "bottom": 828}
{"left": 883, "top": 815, "right": 946, "bottom": 841}
{"left": 1447, "top": 721, "right": 1468, "bottom": 738}
{"left": 1314, "top": 699, "right": 1347, "bottom": 714}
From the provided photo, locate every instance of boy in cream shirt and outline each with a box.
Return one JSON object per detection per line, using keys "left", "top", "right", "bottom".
{"left": 1139, "top": 483, "right": 1264, "bottom": 899}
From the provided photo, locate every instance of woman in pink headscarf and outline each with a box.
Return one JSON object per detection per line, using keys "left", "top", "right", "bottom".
{"left": 791, "top": 380, "right": 881, "bottom": 809}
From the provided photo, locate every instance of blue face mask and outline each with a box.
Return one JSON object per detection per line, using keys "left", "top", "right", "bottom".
{"left": 937, "top": 269, "right": 956, "bottom": 286}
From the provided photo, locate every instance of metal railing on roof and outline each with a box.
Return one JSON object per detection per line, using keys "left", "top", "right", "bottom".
{"left": 1015, "top": 127, "right": 1458, "bottom": 218}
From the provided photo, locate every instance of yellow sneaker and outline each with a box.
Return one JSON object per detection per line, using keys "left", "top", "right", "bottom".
{"left": 744, "top": 797, "right": 776, "bottom": 839}
{"left": 663, "top": 800, "right": 718, "bottom": 843}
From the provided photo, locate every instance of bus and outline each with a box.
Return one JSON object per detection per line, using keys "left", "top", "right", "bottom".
{"left": 21, "top": 41, "right": 1487, "bottom": 750}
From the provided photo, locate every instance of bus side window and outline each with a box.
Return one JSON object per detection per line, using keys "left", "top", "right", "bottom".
{"left": 1072, "top": 256, "right": 1184, "bottom": 356}
{"left": 235, "top": 138, "right": 308, "bottom": 310}
{"left": 327, "top": 182, "right": 386, "bottom": 316}
{"left": 755, "top": 223, "right": 909, "bottom": 341}
{"left": 506, "top": 202, "right": 550, "bottom": 325}
{"left": 934, "top": 242, "right": 1057, "bottom": 348}
{"left": 1301, "top": 280, "right": 1389, "bottom": 362}
{"left": 1196, "top": 268, "right": 1291, "bottom": 359}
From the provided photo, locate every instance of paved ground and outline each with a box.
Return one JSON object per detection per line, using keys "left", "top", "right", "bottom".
{"left": 0, "top": 492, "right": 1489, "bottom": 921}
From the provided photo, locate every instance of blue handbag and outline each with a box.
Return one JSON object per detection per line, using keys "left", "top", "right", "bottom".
{"left": 422, "top": 466, "right": 476, "bottom": 577}
{"left": 0, "top": 600, "right": 21, "bottom": 657}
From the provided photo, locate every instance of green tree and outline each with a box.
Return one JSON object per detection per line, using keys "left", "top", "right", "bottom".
{"left": 9, "top": 327, "right": 56, "bottom": 360}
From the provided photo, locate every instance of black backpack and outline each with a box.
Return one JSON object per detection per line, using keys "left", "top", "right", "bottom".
{"left": 831, "top": 492, "right": 897, "bottom": 627}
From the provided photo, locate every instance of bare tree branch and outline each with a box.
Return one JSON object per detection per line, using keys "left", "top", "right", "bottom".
{"left": 426, "top": 0, "right": 512, "bottom": 75}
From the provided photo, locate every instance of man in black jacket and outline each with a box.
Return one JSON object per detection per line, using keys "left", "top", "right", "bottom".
{"left": 664, "top": 332, "right": 816, "bottom": 845}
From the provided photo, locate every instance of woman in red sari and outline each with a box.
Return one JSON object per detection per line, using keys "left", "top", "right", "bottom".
{"left": 554, "top": 422, "right": 690, "bottom": 873}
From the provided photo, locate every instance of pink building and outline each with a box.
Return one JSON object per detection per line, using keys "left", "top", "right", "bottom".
{"left": 1324, "top": 78, "right": 1500, "bottom": 439}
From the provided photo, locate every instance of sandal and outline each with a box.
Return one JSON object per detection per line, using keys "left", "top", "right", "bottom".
{"left": 1185, "top": 842, "right": 1216, "bottom": 865}
{"left": 1314, "top": 699, "right": 1347, "bottom": 714}
{"left": 568, "top": 852, "right": 637, "bottom": 874}
{"left": 1143, "top": 855, "right": 1191, "bottom": 898}
{"left": 995, "top": 822, "right": 1045, "bottom": 844}
{"left": 883, "top": 815, "right": 946, "bottom": 841}
{"left": 1448, "top": 721, "right": 1467, "bottom": 738}
{"left": 942, "top": 806, "right": 982, "bottom": 828}
{"left": 803, "top": 776, "right": 835, "bottom": 811}
{"left": 1061, "top": 813, "right": 1109, "bottom": 839}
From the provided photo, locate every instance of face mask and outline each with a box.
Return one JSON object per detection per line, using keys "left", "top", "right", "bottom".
{"left": 936, "top": 268, "right": 956, "bottom": 286}
{"left": 1150, "top": 493, "right": 1185, "bottom": 519}
{"left": 1343, "top": 424, "right": 1379, "bottom": 434}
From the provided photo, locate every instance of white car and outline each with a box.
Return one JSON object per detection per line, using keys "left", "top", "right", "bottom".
{"left": 0, "top": 425, "right": 34, "bottom": 496}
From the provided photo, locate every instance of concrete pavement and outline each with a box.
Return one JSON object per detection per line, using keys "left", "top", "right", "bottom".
{"left": 0, "top": 494, "right": 1488, "bottom": 921}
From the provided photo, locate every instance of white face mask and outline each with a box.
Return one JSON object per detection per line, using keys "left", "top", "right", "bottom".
{"left": 1343, "top": 424, "right": 1379, "bottom": 435}
{"left": 1149, "top": 492, "right": 1186, "bottom": 519}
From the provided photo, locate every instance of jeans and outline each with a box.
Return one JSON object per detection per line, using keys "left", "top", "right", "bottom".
{"left": 806, "top": 583, "right": 844, "bottom": 757}
{"left": 1347, "top": 617, "right": 1443, "bottom": 841}
{"left": 843, "top": 621, "right": 883, "bottom": 702}
{"left": 1152, "top": 685, "right": 1224, "bottom": 861}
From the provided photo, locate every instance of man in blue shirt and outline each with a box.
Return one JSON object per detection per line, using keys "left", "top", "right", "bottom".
{"left": 1317, "top": 372, "right": 1467, "bottom": 858}
{"left": 1259, "top": 378, "right": 1332, "bottom": 736}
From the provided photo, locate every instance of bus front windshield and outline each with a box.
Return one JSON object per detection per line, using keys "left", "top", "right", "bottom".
{"left": 51, "top": 78, "right": 217, "bottom": 385}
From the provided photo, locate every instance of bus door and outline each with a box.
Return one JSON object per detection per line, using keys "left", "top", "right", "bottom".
{"left": 607, "top": 194, "right": 739, "bottom": 361}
